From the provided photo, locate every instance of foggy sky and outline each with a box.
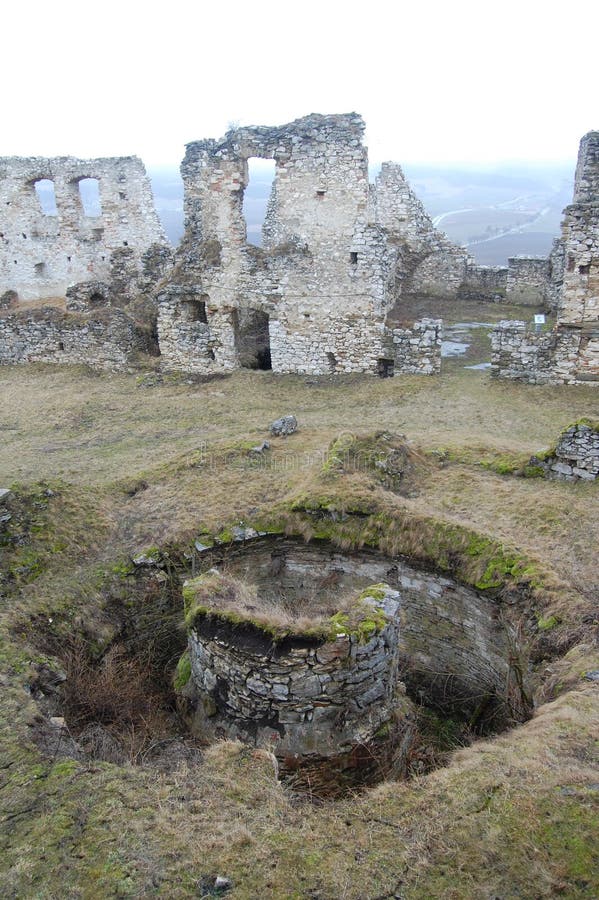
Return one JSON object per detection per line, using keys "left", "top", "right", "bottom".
{"left": 5, "top": 0, "right": 597, "bottom": 168}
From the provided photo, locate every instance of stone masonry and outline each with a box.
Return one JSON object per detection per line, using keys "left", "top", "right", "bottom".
{"left": 0, "top": 306, "right": 153, "bottom": 370}
{"left": 530, "top": 421, "right": 599, "bottom": 481}
{"left": 0, "top": 156, "right": 167, "bottom": 301}
{"left": 185, "top": 576, "right": 405, "bottom": 760}
{"left": 505, "top": 256, "right": 550, "bottom": 305}
{"left": 491, "top": 132, "right": 599, "bottom": 384}
{"left": 157, "top": 113, "right": 502, "bottom": 377}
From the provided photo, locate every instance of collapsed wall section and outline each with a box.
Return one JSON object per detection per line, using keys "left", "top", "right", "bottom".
{"left": 0, "top": 306, "right": 152, "bottom": 370}
{"left": 0, "top": 156, "right": 167, "bottom": 301}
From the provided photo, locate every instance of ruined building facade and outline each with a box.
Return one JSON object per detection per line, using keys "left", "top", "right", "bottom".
{"left": 0, "top": 156, "right": 167, "bottom": 300}
{"left": 491, "top": 131, "right": 599, "bottom": 384}
{"left": 157, "top": 113, "right": 476, "bottom": 376}
{"left": 0, "top": 156, "right": 170, "bottom": 369}
{"left": 0, "top": 116, "right": 597, "bottom": 382}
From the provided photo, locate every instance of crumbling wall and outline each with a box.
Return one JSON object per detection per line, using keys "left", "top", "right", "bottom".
{"left": 372, "top": 162, "right": 474, "bottom": 299}
{"left": 391, "top": 318, "right": 442, "bottom": 374}
{"left": 169, "top": 114, "right": 392, "bottom": 375}
{"left": 159, "top": 114, "right": 474, "bottom": 376}
{"left": 0, "top": 306, "right": 152, "bottom": 370}
{"left": 457, "top": 264, "right": 508, "bottom": 301}
{"left": 546, "top": 238, "right": 565, "bottom": 312}
{"left": 491, "top": 132, "right": 599, "bottom": 385}
{"left": 0, "top": 156, "right": 167, "bottom": 301}
{"left": 506, "top": 256, "right": 550, "bottom": 305}
{"left": 529, "top": 421, "right": 599, "bottom": 481}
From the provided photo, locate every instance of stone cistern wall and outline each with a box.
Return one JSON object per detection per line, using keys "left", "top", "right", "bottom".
{"left": 179, "top": 537, "right": 531, "bottom": 777}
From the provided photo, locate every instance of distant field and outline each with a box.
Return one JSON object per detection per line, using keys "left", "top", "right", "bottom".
{"left": 468, "top": 231, "right": 558, "bottom": 265}
{"left": 437, "top": 208, "right": 536, "bottom": 244}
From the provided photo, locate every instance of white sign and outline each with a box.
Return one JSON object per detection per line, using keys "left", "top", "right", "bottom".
{"left": 534, "top": 314, "right": 546, "bottom": 325}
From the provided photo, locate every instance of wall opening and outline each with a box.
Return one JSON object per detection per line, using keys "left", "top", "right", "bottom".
{"left": 579, "top": 264, "right": 590, "bottom": 275}
{"left": 377, "top": 358, "right": 395, "bottom": 378}
{"left": 243, "top": 158, "right": 276, "bottom": 247}
{"left": 34, "top": 262, "right": 46, "bottom": 276}
{"left": 34, "top": 179, "right": 58, "bottom": 216}
{"left": 350, "top": 252, "right": 358, "bottom": 265}
{"left": 78, "top": 178, "right": 102, "bottom": 217}
{"left": 89, "top": 292, "right": 108, "bottom": 308}
{"left": 234, "top": 308, "right": 272, "bottom": 369}
{"left": 327, "top": 352, "right": 338, "bottom": 373}
{"left": 181, "top": 296, "right": 208, "bottom": 324}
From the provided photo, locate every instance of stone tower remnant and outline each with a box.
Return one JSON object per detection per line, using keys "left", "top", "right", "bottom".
{"left": 157, "top": 113, "right": 480, "bottom": 376}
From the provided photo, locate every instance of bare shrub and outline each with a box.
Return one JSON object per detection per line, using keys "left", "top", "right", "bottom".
{"left": 61, "top": 641, "right": 173, "bottom": 764}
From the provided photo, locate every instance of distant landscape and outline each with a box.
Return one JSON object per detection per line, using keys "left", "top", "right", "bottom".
{"left": 149, "top": 160, "right": 574, "bottom": 265}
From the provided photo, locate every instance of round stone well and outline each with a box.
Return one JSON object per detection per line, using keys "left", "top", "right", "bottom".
{"left": 177, "top": 536, "right": 532, "bottom": 790}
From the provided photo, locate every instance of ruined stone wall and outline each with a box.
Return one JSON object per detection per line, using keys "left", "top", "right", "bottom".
{"left": 166, "top": 114, "right": 392, "bottom": 375}
{"left": 530, "top": 421, "right": 599, "bottom": 481}
{"left": 391, "top": 318, "right": 442, "bottom": 374}
{"left": 0, "top": 306, "right": 152, "bottom": 370}
{"left": 159, "top": 114, "right": 479, "bottom": 376}
{"left": 505, "top": 257, "right": 550, "bottom": 305}
{"left": 372, "top": 162, "right": 475, "bottom": 299}
{"left": 490, "top": 320, "right": 587, "bottom": 383}
{"left": 457, "top": 264, "right": 508, "bottom": 301}
{"left": 491, "top": 132, "right": 599, "bottom": 385}
{"left": 0, "top": 156, "right": 167, "bottom": 301}
{"left": 558, "top": 133, "right": 599, "bottom": 327}
{"left": 546, "top": 238, "right": 565, "bottom": 312}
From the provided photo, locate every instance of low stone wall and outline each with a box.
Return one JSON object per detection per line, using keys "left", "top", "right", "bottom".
{"left": 391, "top": 318, "right": 442, "bottom": 375}
{"left": 531, "top": 421, "right": 599, "bottom": 481}
{"left": 458, "top": 264, "right": 508, "bottom": 301}
{"left": 0, "top": 306, "right": 152, "bottom": 370}
{"left": 506, "top": 256, "right": 550, "bottom": 306}
{"left": 490, "top": 320, "right": 597, "bottom": 384}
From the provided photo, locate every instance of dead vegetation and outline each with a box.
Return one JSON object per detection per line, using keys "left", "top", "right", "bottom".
{"left": 0, "top": 361, "right": 597, "bottom": 898}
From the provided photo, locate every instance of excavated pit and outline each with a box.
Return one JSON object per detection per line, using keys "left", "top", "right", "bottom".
{"left": 33, "top": 534, "right": 532, "bottom": 797}
{"left": 178, "top": 536, "right": 532, "bottom": 795}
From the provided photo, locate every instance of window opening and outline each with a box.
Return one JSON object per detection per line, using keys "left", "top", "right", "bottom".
{"left": 34, "top": 179, "right": 58, "bottom": 216}
{"left": 243, "top": 158, "right": 276, "bottom": 247}
{"left": 78, "top": 178, "right": 102, "bottom": 216}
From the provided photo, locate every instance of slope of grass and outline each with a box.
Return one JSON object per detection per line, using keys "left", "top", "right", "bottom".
{"left": 0, "top": 362, "right": 597, "bottom": 898}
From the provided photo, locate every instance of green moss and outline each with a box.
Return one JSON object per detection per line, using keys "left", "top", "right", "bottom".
{"left": 327, "top": 594, "right": 387, "bottom": 643}
{"left": 110, "top": 559, "right": 135, "bottom": 578}
{"left": 537, "top": 614, "right": 561, "bottom": 631}
{"left": 173, "top": 650, "right": 191, "bottom": 690}
{"left": 522, "top": 464, "right": 546, "bottom": 478}
{"left": 534, "top": 447, "right": 555, "bottom": 462}
{"left": 565, "top": 416, "right": 599, "bottom": 433}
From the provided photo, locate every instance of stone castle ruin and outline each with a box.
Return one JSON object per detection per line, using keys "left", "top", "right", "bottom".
{"left": 157, "top": 113, "right": 461, "bottom": 376}
{"left": 0, "top": 156, "right": 167, "bottom": 301}
{"left": 491, "top": 131, "right": 599, "bottom": 383}
{"left": 0, "top": 114, "right": 597, "bottom": 382}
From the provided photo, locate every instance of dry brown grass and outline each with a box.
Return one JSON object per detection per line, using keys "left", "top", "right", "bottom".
{"left": 0, "top": 362, "right": 598, "bottom": 898}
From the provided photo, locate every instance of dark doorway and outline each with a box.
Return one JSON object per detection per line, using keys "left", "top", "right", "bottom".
{"left": 234, "top": 308, "right": 272, "bottom": 370}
